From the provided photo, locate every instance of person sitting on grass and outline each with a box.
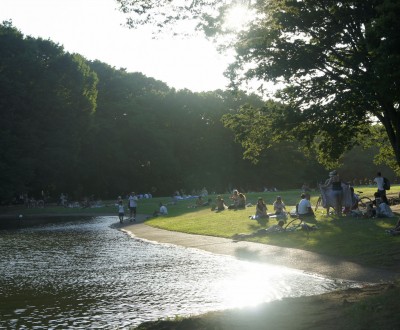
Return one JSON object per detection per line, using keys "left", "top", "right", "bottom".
{"left": 273, "top": 196, "right": 286, "bottom": 215}
{"left": 214, "top": 195, "right": 227, "bottom": 211}
{"left": 237, "top": 193, "right": 247, "bottom": 209}
{"left": 386, "top": 219, "right": 400, "bottom": 236}
{"left": 350, "top": 187, "right": 359, "bottom": 210}
{"left": 153, "top": 202, "right": 168, "bottom": 217}
{"left": 376, "top": 200, "right": 394, "bottom": 218}
{"left": 228, "top": 189, "right": 240, "bottom": 209}
{"left": 233, "top": 220, "right": 285, "bottom": 240}
{"left": 249, "top": 197, "right": 269, "bottom": 224}
{"left": 365, "top": 192, "right": 394, "bottom": 218}
{"left": 296, "top": 193, "right": 314, "bottom": 218}
{"left": 196, "top": 196, "right": 204, "bottom": 207}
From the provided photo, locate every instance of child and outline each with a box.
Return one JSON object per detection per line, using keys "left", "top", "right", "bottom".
{"left": 117, "top": 200, "right": 124, "bottom": 224}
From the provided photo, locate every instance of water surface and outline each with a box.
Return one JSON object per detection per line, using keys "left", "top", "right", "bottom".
{"left": 0, "top": 216, "right": 357, "bottom": 329}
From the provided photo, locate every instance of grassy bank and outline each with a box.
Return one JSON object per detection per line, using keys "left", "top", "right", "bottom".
{"left": 144, "top": 187, "right": 400, "bottom": 269}
{"left": 2, "top": 187, "right": 399, "bottom": 269}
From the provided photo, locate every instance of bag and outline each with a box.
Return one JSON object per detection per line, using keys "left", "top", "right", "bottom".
{"left": 383, "top": 177, "right": 391, "bottom": 190}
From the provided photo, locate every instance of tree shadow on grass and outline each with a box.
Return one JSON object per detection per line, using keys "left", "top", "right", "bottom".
{"left": 232, "top": 244, "right": 399, "bottom": 282}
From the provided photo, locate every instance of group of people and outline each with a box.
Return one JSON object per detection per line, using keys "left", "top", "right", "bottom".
{"left": 213, "top": 189, "right": 247, "bottom": 211}
{"left": 249, "top": 194, "right": 314, "bottom": 222}
{"left": 320, "top": 170, "right": 393, "bottom": 218}
{"left": 116, "top": 170, "right": 396, "bottom": 230}
{"left": 116, "top": 192, "right": 139, "bottom": 224}
{"left": 231, "top": 169, "right": 395, "bottom": 229}
{"left": 117, "top": 192, "right": 169, "bottom": 224}
{"left": 188, "top": 196, "right": 212, "bottom": 208}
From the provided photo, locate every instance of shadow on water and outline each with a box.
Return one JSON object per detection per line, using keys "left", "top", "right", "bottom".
{"left": 0, "top": 215, "right": 95, "bottom": 230}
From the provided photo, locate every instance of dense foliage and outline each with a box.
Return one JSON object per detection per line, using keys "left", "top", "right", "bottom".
{"left": 225, "top": 0, "right": 400, "bottom": 169}
{"left": 117, "top": 0, "right": 400, "bottom": 171}
{"left": 0, "top": 22, "right": 395, "bottom": 203}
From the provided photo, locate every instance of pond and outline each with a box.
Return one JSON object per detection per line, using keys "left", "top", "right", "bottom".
{"left": 0, "top": 216, "right": 359, "bottom": 329}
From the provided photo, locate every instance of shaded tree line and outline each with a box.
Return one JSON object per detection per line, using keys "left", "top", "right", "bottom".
{"left": 0, "top": 22, "right": 395, "bottom": 203}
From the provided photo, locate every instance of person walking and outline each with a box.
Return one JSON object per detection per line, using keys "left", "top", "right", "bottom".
{"left": 128, "top": 192, "right": 138, "bottom": 222}
{"left": 374, "top": 172, "right": 389, "bottom": 204}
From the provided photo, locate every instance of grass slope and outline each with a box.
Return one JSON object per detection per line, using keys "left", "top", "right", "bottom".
{"left": 145, "top": 187, "right": 400, "bottom": 269}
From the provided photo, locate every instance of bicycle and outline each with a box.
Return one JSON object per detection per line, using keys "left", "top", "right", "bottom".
{"left": 355, "top": 191, "right": 373, "bottom": 213}
{"left": 284, "top": 218, "right": 304, "bottom": 231}
{"left": 284, "top": 217, "right": 317, "bottom": 239}
{"left": 314, "top": 189, "right": 373, "bottom": 213}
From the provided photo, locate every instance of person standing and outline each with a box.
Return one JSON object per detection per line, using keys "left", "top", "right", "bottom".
{"left": 374, "top": 172, "right": 388, "bottom": 204}
{"left": 128, "top": 192, "right": 138, "bottom": 222}
{"left": 323, "top": 170, "right": 343, "bottom": 216}
{"left": 117, "top": 200, "right": 124, "bottom": 224}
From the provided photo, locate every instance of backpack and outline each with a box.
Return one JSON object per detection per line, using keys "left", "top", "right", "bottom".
{"left": 383, "top": 177, "right": 391, "bottom": 190}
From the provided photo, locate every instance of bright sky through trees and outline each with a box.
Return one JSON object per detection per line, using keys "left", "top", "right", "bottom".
{"left": 0, "top": 0, "right": 239, "bottom": 92}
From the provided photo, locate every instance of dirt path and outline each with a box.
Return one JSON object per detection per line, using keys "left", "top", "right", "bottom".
{"left": 121, "top": 218, "right": 398, "bottom": 283}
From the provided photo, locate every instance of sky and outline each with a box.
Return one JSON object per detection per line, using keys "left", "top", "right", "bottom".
{"left": 0, "top": 0, "right": 233, "bottom": 92}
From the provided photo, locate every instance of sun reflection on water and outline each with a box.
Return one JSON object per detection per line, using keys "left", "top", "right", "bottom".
{"left": 214, "top": 261, "right": 318, "bottom": 309}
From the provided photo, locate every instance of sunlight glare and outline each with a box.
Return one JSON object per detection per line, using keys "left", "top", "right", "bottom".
{"left": 218, "top": 262, "right": 291, "bottom": 309}
{"left": 223, "top": 4, "right": 253, "bottom": 32}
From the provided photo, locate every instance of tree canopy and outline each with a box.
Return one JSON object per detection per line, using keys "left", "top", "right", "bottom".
{"left": 1, "top": 20, "right": 397, "bottom": 204}
{"left": 117, "top": 0, "right": 400, "bottom": 171}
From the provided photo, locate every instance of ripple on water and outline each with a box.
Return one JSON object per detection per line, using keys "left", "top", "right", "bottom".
{"left": 0, "top": 216, "right": 360, "bottom": 328}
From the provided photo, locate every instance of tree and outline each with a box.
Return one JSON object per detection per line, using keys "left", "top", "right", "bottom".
{"left": 226, "top": 0, "right": 400, "bottom": 170}
{"left": 117, "top": 0, "right": 400, "bottom": 171}
{"left": 0, "top": 22, "right": 97, "bottom": 201}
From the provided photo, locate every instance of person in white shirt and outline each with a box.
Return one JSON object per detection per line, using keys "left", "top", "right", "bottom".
{"left": 297, "top": 193, "right": 314, "bottom": 218}
{"left": 153, "top": 202, "right": 168, "bottom": 217}
{"left": 159, "top": 203, "right": 168, "bottom": 215}
{"left": 128, "top": 192, "right": 138, "bottom": 221}
{"left": 374, "top": 172, "right": 388, "bottom": 204}
{"left": 117, "top": 200, "right": 124, "bottom": 224}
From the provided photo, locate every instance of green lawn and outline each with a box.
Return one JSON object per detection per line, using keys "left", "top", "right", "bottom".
{"left": 2, "top": 186, "right": 399, "bottom": 269}
{"left": 144, "top": 187, "right": 400, "bottom": 269}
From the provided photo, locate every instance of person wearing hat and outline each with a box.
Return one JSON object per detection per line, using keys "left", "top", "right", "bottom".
{"left": 323, "top": 170, "right": 343, "bottom": 216}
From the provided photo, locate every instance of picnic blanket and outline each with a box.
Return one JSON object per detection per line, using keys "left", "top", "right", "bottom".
{"left": 319, "top": 183, "right": 352, "bottom": 209}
